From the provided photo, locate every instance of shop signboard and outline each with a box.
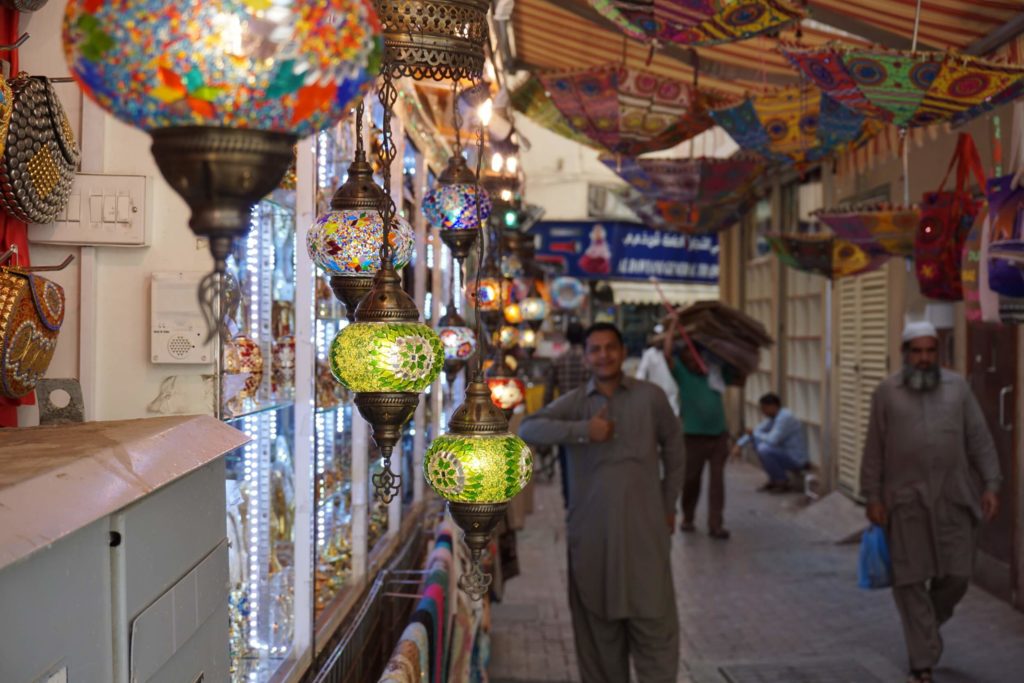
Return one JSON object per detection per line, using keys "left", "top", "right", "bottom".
{"left": 528, "top": 220, "right": 719, "bottom": 284}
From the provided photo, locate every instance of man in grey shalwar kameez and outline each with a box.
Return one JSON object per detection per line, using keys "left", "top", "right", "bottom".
{"left": 519, "top": 322, "right": 685, "bottom": 683}
{"left": 860, "top": 320, "right": 1001, "bottom": 683}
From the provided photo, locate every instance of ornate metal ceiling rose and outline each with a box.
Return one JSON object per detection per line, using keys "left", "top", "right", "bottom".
{"left": 374, "top": 0, "right": 491, "bottom": 81}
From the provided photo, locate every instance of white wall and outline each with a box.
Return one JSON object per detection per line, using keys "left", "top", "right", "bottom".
{"left": 19, "top": 4, "right": 212, "bottom": 422}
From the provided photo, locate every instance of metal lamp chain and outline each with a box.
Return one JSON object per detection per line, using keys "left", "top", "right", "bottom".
{"left": 378, "top": 73, "right": 399, "bottom": 266}
{"left": 472, "top": 111, "right": 486, "bottom": 382}
{"left": 355, "top": 100, "right": 365, "bottom": 156}
{"left": 452, "top": 80, "right": 463, "bottom": 159}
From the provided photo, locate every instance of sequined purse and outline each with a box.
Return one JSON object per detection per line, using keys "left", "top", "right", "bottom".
{"left": 0, "top": 265, "right": 65, "bottom": 399}
{"left": 0, "top": 74, "right": 79, "bottom": 224}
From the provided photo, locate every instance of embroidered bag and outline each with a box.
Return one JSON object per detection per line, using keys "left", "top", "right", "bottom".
{"left": 0, "top": 74, "right": 79, "bottom": 224}
{"left": 0, "top": 264, "right": 65, "bottom": 399}
{"left": 915, "top": 133, "right": 987, "bottom": 301}
{"left": 985, "top": 174, "right": 1024, "bottom": 298}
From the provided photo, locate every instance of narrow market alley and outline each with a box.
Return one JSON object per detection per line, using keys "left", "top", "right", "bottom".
{"left": 490, "top": 465, "right": 1024, "bottom": 683}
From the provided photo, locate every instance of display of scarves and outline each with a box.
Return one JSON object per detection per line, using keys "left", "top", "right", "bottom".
{"left": 539, "top": 65, "right": 730, "bottom": 157}
{"left": 782, "top": 44, "right": 1024, "bottom": 128}
{"left": 813, "top": 207, "right": 920, "bottom": 258}
{"left": 767, "top": 233, "right": 888, "bottom": 279}
{"left": 588, "top": 0, "right": 803, "bottom": 47}
{"left": 711, "top": 86, "right": 877, "bottom": 166}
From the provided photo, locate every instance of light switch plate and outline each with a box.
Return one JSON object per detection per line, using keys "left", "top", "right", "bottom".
{"left": 30, "top": 173, "right": 148, "bottom": 247}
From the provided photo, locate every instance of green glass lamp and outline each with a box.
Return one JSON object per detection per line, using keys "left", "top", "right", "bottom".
{"left": 424, "top": 379, "right": 533, "bottom": 598}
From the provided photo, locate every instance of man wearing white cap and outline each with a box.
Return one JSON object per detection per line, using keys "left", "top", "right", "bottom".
{"left": 861, "top": 320, "right": 1001, "bottom": 683}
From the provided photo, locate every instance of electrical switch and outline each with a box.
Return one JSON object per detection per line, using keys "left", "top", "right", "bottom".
{"left": 89, "top": 195, "right": 103, "bottom": 223}
{"left": 102, "top": 195, "right": 116, "bottom": 222}
{"left": 66, "top": 194, "right": 81, "bottom": 222}
{"left": 116, "top": 195, "right": 132, "bottom": 223}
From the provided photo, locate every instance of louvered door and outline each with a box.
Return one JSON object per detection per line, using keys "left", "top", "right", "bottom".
{"left": 835, "top": 269, "right": 889, "bottom": 500}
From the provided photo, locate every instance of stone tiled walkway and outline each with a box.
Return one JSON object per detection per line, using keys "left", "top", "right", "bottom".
{"left": 490, "top": 463, "right": 1024, "bottom": 683}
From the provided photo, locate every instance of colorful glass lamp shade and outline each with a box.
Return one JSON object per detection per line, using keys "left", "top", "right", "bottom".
{"left": 539, "top": 65, "right": 730, "bottom": 157}
{"left": 472, "top": 273, "right": 504, "bottom": 327}
{"left": 308, "top": 127, "right": 415, "bottom": 320}
{"left": 424, "top": 379, "right": 533, "bottom": 599}
{"left": 437, "top": 309, "right": 477, "bottom": 384}
{"left": 710, "top": 86, "right": 878, "bottom": 166}
{"left": 331, "top": 264, "right": 444, "bottom": 501}
{"left": 600, "top": 154, "right": 763, "bottom": 207}
{"left": 424, "top": 154, "right": 492, "bottom": 263}
{"left": 518, "top": 297, "right": 548, "bottom": 330}
{"left": 551, "top": 276, "right": 586, "bottom": 310}
{"left": 64, "top": 0, "right": 382, "bottom": 333}
{"left": 589, "top": 0, "right": 804, "bottom": 47}
{"left": 498, "top": 325, "right": 520, "bottom": 350}
{"left": 486, "top": 355, "right": 527, "bottom": 415}
{"left": 782, "top": 45, "right": 1024, "bottom": 128}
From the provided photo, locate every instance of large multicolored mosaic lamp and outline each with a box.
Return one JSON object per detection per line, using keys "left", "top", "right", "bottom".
{"left": 63, "top": 0, "right": 382, "bottom": 333}
{"left": 424, "top": 380, "right": 532, "bottom": 598}
{"left": 424, "top": 153, "right": 493, "bottom": 263}
{"left": 308, "top": 104, "right": 415, "bottom": 320}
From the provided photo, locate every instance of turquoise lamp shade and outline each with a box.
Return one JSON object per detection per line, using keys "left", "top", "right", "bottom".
{"left": 63, "top": 0, "right": 382, "bottom": 136}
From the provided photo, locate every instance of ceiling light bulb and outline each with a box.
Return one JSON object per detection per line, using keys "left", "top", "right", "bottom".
{"left": 478, "top": 99, "right": 493, "bottom": 127}
{"left": 491, "top": 152, "right": 504, "bottom": 173}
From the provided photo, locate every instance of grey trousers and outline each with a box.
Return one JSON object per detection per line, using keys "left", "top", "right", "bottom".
{"left": 892, "top": 575, "right": 970, "bottom": 670}
{"left": 568, "top": 574, "right": 679, "bottom": 683}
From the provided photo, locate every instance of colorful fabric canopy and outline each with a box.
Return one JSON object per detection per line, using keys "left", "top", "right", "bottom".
{"left": 509, "top": 76, "right": 599, "bottom": 150}
{"left": 711, "top": 86, "right": 877, "bottom": 166}
{"left": 813, "top": 207, "right": 920, "bottom": 257}
{"left": 539, "top": 65, "right": 730, "bottom": 157}
{"left": 600, "top": 154, "right": 763, "bottom": 205}
{"left": 624, "top": 190, "right": 752, "bottom": 234}
{"left": 782, "top": 45, "right": 1024, "bottom": 128}
{"left": 767, "top": 233, "right": 888, "bottom": 279}
{"left": 589, "top": 0, "right": 804, "bottom": 46}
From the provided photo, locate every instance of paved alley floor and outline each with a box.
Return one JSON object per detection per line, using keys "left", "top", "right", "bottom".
{"left": 489, "top": 463, "right": 1024, "bottom": 683}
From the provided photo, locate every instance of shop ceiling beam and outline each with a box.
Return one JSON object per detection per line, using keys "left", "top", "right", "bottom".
{"left": 965, "top": 12, "right": 1024, "bottom": 56}
{"left": 804, "top": 4, "right": 939, "bottom": 51}
{"left": 549, "top": 0, "right": 796, "bottom": 86}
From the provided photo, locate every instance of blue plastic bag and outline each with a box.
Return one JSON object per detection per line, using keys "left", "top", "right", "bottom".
{"left": 858, "top": 525, "right": 892, "bottom": 589}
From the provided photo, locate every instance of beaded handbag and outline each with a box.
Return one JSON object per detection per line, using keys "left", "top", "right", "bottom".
{"left": 0, "top": 74, "right": 79, "bottom": 224}
{"left": 0, "top": 1, "right": 49, "bottom": 11}
{"left": 0, "top": 262, "right": 65, "bottom": 399}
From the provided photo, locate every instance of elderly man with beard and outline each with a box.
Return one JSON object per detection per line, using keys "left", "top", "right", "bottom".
{"left": 860, "top": 321, "right": 1001, "bottom": 683}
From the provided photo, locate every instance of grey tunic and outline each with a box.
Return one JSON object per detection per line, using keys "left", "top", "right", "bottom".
{"left": 860, "top": 369, "right": 1001, "bottom": 585}
{"left": 519, "top": 376, "right": 686, "bottom": 620}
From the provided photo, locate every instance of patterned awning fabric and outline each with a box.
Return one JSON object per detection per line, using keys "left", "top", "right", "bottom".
{"left": 539, "top": 65, "right": 732, "bottom": 156}
{"left": 783, "top": 45, "right": 1024, "bottom": 127}
{"left": 814, "top": 207, "right": 920, "bottom": 257}
{"left": 624, "top": 190, "right": 754, "bottom": 234}
{"left": 711, "top": 85, "right": 878, "bottom": 165}
{"left": 509, "top": 76, "right": 600, "bottom": 150}
{"left": 601, "top": 153, "right": 763, "bottom": 205}
{"left": 588, "top": 0, "right": 804, "bottom": 46}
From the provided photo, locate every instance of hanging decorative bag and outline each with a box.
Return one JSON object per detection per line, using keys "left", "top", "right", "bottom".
{"left": 984, "top": 174, "right": 1024, "bottom": 298}
{"left": 0, "top": 263, "right": 66, "bottom": 399}
{"left": 0, "top": 74, "right": 79, "bottom": 224}
{"left": 914, "top": 133, "right": 987, "bottom": 301}
{"left": 0, "top": 1, "right": 49, "bottom": 11}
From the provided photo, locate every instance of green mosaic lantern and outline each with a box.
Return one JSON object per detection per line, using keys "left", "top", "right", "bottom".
{"left": 424, "top": 379, "right": 534, "bottom": 599}
{"left": 330, "top": 321, "right": 442, "bottom": 393}
{"left": 332, "top": 262, "right": 443, "bottom": 502}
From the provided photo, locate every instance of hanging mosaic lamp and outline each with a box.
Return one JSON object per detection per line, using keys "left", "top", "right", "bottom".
{"left": 518, "top": 296, "right": 548, "bottom": 331}
{"left": 551, "top": 276, "right": 587, "bottom": 310}
{"left": 782, "top": 44, "right": 1024, "bottom": 128}
{"left": 520, "top": 327, "right": 538, "bottom": 354}
{"left": 497, "top": 325, "right": 521, "bottom": 350}
{"left": 589, "top": 0, "right": 804, "bottom": 47}
{"left": 63, "top": 0, "right": 382, "bottom": 335}
{"left": 601, "top": 153, "right": 763, "bottom": 207}
{"left": 472, "top": 263, "right": 504, "bottom": 329}
{"left": 503, "top": 302, "right": 524, "bottom": 325}
{"left": 437, "top": 307, "right": 477, "bottom": 385}
{"left": 710, "top": 85, "right": 878, "bottom": 166}
{"left": 486, "top": 357, "right": 527, "bottom": 417}
{"left": 423, "top": 153, "right": 492, "bottom": 262}
{"left": 374, "top": 0, "right": 490, "bottom": 81}
{"left": 539, "top": 65, "right": 731, "bottom": 157}
{"left": 423, "top": 379, "right": 533, "bottom": 598}
{"left": 308, "top": 104, "right": 415, "bottom": 320}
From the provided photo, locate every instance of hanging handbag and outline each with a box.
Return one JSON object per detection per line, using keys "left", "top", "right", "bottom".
{"left": 985, "top": 174, "right": 1024, "bottom": 298}
{"left": 0, "top": 74, "right": 79, "bottom": 224}
{"left": 0, "top": 1, "right": 48, "bottom": 11}
{"left": 915, "top": 133, "right": 987, "bottom": 301}
{"left": 0, "top": 259, "right": 66, "bottom": 399}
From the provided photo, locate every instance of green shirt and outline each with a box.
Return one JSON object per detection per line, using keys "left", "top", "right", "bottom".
{"left": 672, "top": 358, "right": 727, "bottom": 436}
